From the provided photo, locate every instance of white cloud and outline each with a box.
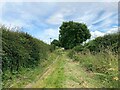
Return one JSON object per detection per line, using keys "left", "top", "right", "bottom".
{"left": 75, "top": 2, "right": 118, "bottom": 31}
{"left": 92, "top": 13, "right": 115, "bottom": 25}
{"left": 90, "top": 30, "right": 105, "bottom": 39}
{"left": 106, "top": 27, "right": 118, "bottom": 34}
{"left": 89, "top": 27, "right": 118, "bottom": 41}
{"left": 46, "top": 5, "right": 76, "bottom": 25}
{"left": 1, "top": 2, "right": 56, "bottom": 25}
{"left": 35, "top": 28, "right": 59, "bottom": 44}
{"left": 44, "top": 28, "right": 59, "bottom": 37}
{"left": 46, "top": 13, "right": 64, "bottom": 25}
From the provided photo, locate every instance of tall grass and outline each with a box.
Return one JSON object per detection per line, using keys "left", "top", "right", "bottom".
{"left": 68, "top": 48, "right": 118, "bottom": 88}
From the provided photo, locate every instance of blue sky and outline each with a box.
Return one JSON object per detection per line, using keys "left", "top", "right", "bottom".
{"left": 0, "top": 1, "right": 118, "bottom": 44}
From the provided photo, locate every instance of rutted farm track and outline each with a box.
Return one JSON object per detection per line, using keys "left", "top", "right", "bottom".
{"left": 25, "top": 56, "right": 60, "bottom": 88}
{"left": 24, "top": 51, "right": 103, "bottom": 88}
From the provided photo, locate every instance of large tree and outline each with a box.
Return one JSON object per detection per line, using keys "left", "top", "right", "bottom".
{"left": 59, "top": 21, "right": 91, "bottom": 49}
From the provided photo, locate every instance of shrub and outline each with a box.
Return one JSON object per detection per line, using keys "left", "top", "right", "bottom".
{"left": 1, "top": 25, "right": 50, "bottom": 74}
{"left": 73, "top": 45, "right": 84, "bottom": 53}
{"left": 67, "top": 50, "right": 75, "bottom": 59}
{"left": 84, "top": 33, "right": 118, "bottom": 53}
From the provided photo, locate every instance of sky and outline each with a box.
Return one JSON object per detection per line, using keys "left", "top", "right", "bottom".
{"left": 0, "top": 1, "right": 119, "bottom": 44}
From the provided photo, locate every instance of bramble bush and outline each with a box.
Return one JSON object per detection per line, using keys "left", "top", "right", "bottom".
{"left": 1, "top": 25, "right": 50, "bottom": 79}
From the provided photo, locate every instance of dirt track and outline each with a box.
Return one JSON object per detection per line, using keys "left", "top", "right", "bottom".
{"left": 25, "top": 56, "right": 59, "bottom": 88}
{"left": 25, "top": 52, "right": 103, "bottom": 88}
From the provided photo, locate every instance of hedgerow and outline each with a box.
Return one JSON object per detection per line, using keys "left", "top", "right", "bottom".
{"left": 1, "top": 26, "right": 50, "bottom": 75}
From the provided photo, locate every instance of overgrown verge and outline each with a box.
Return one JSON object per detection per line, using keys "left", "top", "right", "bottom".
{"left": 1, "top": 26, "right": 50, "bottom": 88}
{"left": 68, "top": 33, "right": 119, "bottom": 88}
{"left": 4, "top": 52, "right": 58, "bottom": 88}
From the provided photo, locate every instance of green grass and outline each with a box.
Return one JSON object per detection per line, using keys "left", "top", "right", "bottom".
{"left": 3, "top": 49, "right": 118, "bottom": 88}
{"left": 68, "top": 50, "right": 118, "bottom": 88}
{"left": 3, "top": 52, "right": 58, "bottom": 88}
{"left": 32, "top": 51, "right": 66, "bottom": 88}
{"left": 68, "top": 75, "right": 81, "bottom": 84}
{"left": 44, "top": 58, "right": 65, "bottom": 88}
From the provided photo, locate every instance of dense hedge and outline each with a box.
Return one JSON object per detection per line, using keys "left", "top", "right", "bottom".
{"left": 84, "top": 33, "right": 118, "bottom": 53}
{"left": 1, "top": 26, "right": 50, "bottom": 74}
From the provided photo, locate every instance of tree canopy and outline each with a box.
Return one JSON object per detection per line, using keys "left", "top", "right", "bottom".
{"left": 59, "top": 21, "right": 91, "bottom": 49}
{"left": 51, "top": 39, "right": 60, "bottom": 47}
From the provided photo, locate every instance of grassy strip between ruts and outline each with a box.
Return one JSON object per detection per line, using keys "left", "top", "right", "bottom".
{"left": 44, "top": 55, "right": 65, "bottom": 88}
{"left": 31, "top": 51, "right": 66, "bottom": 88}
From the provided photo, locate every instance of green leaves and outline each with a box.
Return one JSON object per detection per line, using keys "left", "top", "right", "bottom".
{"left": 85, "top": 33, "right": 118, "bottom": 53}
{"left": 1, "top": 26, "right": 50, "bottom": 74}
{"left": 51, "top": 39, "right": 60, "bottom": 47}
{"left": 59, "top": 21, "right": 91, "bottom": 49}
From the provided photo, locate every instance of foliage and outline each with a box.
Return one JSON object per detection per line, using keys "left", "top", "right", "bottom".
{"left": 59, "top": 21, "right": 91, "bottom": 49}
{"left": 3, "top": 52, "right": 58, "bottom": 88}
{"left": 50, "top": 39, "right": 60, "bottom": 52}
{"left": 67, "top": 33, "right": 119, "bottom": 88}
{"left": 1, "top": 26, "right": 50, "bottom": 78}
{"left": 73, "top": 45, "right": 84, "bottom": 53}
{"left": 84, "top": 33, "right": 119, "bottom": 53}
{"left": 49, "top": 44, "right": 55, "bottom": 52}
{"left": 51, "top": 39, "right": 60, "bottom": 47}
{"left": 71, "top": 50, "right": 118, "bottom": 88}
